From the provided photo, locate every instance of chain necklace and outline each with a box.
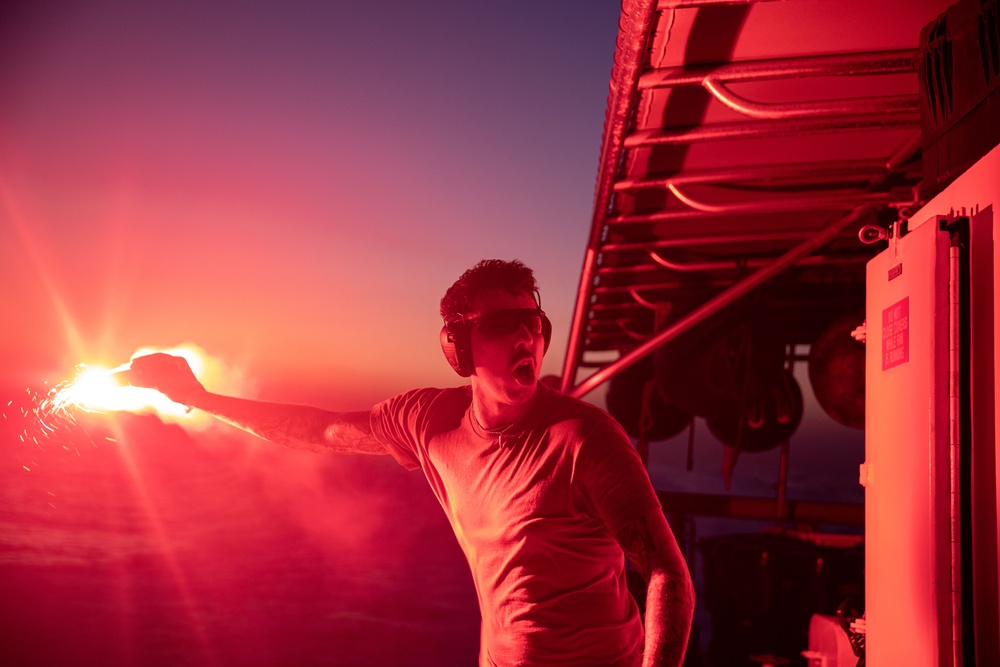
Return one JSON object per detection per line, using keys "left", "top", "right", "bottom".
{"left": 471, "top": 409, "right": 522, "bottom": 448}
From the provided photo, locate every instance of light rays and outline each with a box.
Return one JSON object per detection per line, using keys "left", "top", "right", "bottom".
{"left": 6, "top": 342, "right": 226, "bottom": 667}
{"left": 35, "top": 344, "right": 230, "bottom": 430}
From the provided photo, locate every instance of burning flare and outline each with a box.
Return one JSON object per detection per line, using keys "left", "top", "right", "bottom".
{"left": 40, "top": 345, "right": 211, "bottom": 422}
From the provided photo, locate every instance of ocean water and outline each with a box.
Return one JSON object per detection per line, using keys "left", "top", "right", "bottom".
{"left": 1, "top": 378, "right": 864, "bottom": 667}
{"left": 1, "top": 400, "right": 480, "bottom": 667}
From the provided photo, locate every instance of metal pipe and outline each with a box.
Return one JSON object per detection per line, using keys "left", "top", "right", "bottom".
{"left": 624, "top": 112, "right": 921, "bottom": 148}
{"left": 949, "top": 242, "right": 964, "bottom": 667}
{"left": 567, "top": 206, "right": 871, "bottom": 398}
{"left": 654, "top": 491, "right": 864, "bottom": 526}
{"left": 588, "top": 291, "right": 863, "bottom": 320}
{"left": 617, "top": 320, "right": 655, "bottom": 341}
{"left": 606, "top": 198, "right": 900, "bottom": 226}
{"left": 606, "top": 193, "right": 908, "bottom": 224}
{"left": 777, "top": 438, "right": 790, "bottom": 523}
{"left": 629, "top": 287, "right": 662, "bottom": 309}
{"left": 657, "top": 0, "right": 786, "bottom": 7}
{"left": 639, "top": 49, "right": 917, "bottom": 89}
{"left": 613, "top": 158, "right": 893, "bottom": 191}
{"left": 561, "top": 0, "right": 659, "bottom": 393}
{"left": 646, "top": 249, "right": 863, "bottom": 273}
{"left": 603, "top": 229, "right": 816, "bottom": 251}
{"left": 666, "top": 181, "right": 893, "bottom": 213}
{"left": 595, "top": 281, "right": 690, "bottom": 293}
{"left": 703, "top": 77, "right": 919, "bottom": 120}
{"left": 886, "top": 130, "right": 923, "bottom": 172}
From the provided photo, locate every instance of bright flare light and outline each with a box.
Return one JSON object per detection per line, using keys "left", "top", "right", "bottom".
{"left": 46, "top": 364, "right": 188, "bottom": 416}
{"left": 40, "top": 344, "right": 218, "bottom": 424}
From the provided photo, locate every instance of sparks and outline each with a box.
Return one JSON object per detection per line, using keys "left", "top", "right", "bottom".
{"left": 44, "top": 364, "right": 132, "bottom": 414}
{"left": 37, "top": 344, "right": 214, "bottom": 425}
{"left": 6, "top": 343, "right": 232, "bottom": 460}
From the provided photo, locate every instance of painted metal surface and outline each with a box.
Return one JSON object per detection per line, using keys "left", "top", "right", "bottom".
{"left": 865, "top": 212, "right": 952, "bottom": 667}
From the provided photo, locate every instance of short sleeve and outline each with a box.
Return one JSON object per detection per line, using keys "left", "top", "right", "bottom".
{"left": 574, "top": 418, "right": 663, "bottom": 537}
{"left": 369, "top": 389, "right": 438, "bottom": 471}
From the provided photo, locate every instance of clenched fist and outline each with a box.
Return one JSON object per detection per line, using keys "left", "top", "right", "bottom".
{"left": 128, "top": 353, "right": 206, "bottom": 405}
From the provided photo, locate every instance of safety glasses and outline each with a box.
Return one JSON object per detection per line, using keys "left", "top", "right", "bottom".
{"left": 467, "top": 308, "right": 546, "bottom": 337}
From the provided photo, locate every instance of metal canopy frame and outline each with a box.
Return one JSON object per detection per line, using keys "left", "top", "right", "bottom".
{"left": 561, "top": 0, "right": 950, "bottom": 398}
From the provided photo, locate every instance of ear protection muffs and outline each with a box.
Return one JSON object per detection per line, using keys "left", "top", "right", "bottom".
{"left": 440, "top": 312, "right": 552, "bottom": 377}
{"left": 440, "top": 324, "right": 475, "bottom": 377}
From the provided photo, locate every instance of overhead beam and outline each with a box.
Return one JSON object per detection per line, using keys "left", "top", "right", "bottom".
{"left": 566, "top": 205, "right": 872, "bottom": 398}
{"left": 561, "top": 0, "right": 659, "bottom": 394}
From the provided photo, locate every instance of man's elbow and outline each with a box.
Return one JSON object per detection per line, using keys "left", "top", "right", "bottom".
{"left": 677, "top": 566, "right": 695, "bottom": 607}
{"left": 663, "top": 563, "right": 694, "bottom": 595}
{"left": 650, "top": 558, "right": 695, "bottom": 613}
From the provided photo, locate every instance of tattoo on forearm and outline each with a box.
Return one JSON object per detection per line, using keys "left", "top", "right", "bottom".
{"left": 322, "top": 414, "right": 388, "bottom": 455}
{"left": 616, "top": 511, "right": 696, "bottom": 667}
{"left": 250, "top": 411, "right": 385, "bottom": 454}
{"left": 205, "top": 397, "right": 386, "bottom": 455}
{"left": 616, "top": 516, "right": 657, "bottom": 580}
{"left": 244, "top": 411, "right": 331, "bottom": 451}
{"left": 646, "top": 570, "right": 695, "bottom": 667}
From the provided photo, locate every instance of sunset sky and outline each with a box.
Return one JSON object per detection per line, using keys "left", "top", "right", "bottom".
{"left": 0, "top": 6, "right": 881, "bottom": 664}
{"left": 1, "top": 1, "right": 622, "bottom": 408}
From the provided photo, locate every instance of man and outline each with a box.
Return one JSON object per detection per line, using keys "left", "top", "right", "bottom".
{"left": 130, "top": 259, "right": 694, "bottom": 667}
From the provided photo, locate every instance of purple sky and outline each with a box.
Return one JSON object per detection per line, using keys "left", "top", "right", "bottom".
{"left": 1, "top": 1, "right": 622, "bottom": 406}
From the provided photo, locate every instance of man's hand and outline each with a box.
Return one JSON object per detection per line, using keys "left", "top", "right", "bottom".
{"left": 128, "top": 353, "right": 206, "bottom": 406}
{"left": 125, "top": 354, "right": 385, "bottom": 455}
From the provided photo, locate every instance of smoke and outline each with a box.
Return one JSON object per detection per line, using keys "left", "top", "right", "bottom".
{"left": 125, "top": 342, "right": 259, "bottom": 432}
{"left": 240, "top": 444, "right": 390, "bottom": 554}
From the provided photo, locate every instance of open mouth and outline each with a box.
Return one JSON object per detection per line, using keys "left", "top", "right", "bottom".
{"left": 513, "top": 358, "right": 535, "bottom": 384}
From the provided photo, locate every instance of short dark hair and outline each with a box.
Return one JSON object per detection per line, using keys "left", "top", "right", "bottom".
{"left": 440, "top": 259, "right": 539, "bottom": 324}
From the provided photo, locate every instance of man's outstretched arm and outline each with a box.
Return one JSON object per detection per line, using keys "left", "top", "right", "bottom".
{"left": 188, "top": 392, "right": 385, "bottom": 454}
{"left": 129, "top": 353, "right": 387, "bottom": 455}
{"left": 616, "top": 509, "right": 695, "bottom": 667}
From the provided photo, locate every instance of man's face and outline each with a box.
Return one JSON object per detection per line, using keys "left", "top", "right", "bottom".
{"left": 468, "top": 288, "right": 546, "bottom": 405}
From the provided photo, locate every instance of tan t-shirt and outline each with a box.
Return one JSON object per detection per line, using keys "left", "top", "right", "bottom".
{"left": 371, "top": 384, "right": 662, "bottom": 667}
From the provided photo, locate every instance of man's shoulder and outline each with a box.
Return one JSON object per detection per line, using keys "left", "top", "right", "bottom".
{"left": 382, "top": 385, "right": 471, "bottom": 415}
{"left": 538, "top": 385, "right": 622, "bottom": 432}
{"left": 394, "top": 385, "right": 470, "bottom": 400}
